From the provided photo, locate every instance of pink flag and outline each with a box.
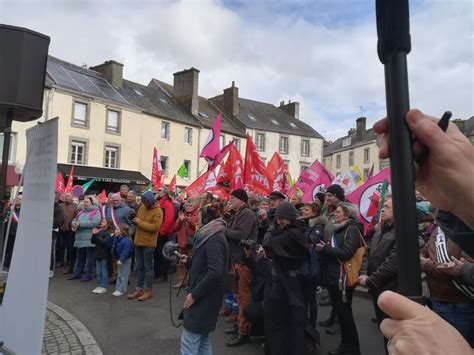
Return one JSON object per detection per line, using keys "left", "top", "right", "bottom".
{"left": 200, "top": 112, "right": 222, "bottom": 165}
{"left": 209, "top": 140, "right": 233, "bottom": 170}
{"left": 295, "top": 160, "right": 334, "bottom": 202}
{"left": 347, "top": 168, "right": 392, "bottom": 232}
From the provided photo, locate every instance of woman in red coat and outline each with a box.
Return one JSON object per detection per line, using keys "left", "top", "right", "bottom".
{"left": 174, "top": 197, "right": 199, "bottom": 288}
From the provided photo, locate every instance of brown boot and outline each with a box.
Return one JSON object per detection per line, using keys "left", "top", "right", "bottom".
{"left": 127, "top": 290, "right": 144, "bottom": 299}
{"left": 138, "top": 289, "right": 153, "bottom": 301}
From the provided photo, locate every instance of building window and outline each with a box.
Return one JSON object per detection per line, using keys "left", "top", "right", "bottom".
{"left": 364, "top": 148, "right": 370, "bottom": 163}
{"left": 220, "top": 134, "right": 225, "bottom": 148}
{"left": 104, "top": 146, "right": 119, "bottom": 168}
{"left": 73, "top": 102, "right": 88, "bottom": 126}
{"left": 160, "top": 155, "right": 169, "bottom": 176}
{"left": 279, "top": 136, "right": 289, "bottom": 154}
{"left": 301, "top": 139, "right": 310, "bottom": 156}
{"left": 301, "top": 164, "right": 309, "bottom": 173}
{"left": 0, "top": 132, "right": 17, "bottom": 163}
{"left": 364, "top": 168, "right": 370, "bottom": 179}
{"left": 234, "top": 138, "right": 241, "bottom": 152}
{"left": 184, "top": 127, "right": 193, "bottom": 144}
{"left": 70, "top": 141, "right": 86, "bottom": 165}
{"left": 261, "top": 157, "right": 267, "bottom": 165}
{"left": 183, "top": 160, "right": 191, "bottom": 178}
{"left": 161, "top": 121, "right": 170, "bottom": 140}
{"left": 336, "top": 154, "right": 341, "bottom": 169}
{"left": 255, "top": 133, "right": 265, "bottom": 151}
{"left": 349, "top": 151, "right": 354, "bottom": 167}
{"left": 342, "top": 136, "right": 351, "bottom": 148}
{"left": 106, "top": 109, "right": 120, "bottom": 133}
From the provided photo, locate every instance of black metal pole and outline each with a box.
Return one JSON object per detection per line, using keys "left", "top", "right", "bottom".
{"left": 0, "top": 112, "right": 12, "bottom": 219}
{"left": 376, "top": 0, "right": 423, "bottom": 301}
{"left": 384, "top": 53, "right": 423, "bottom": 300}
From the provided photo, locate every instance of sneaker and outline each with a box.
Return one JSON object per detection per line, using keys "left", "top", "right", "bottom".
{"left": 225, "top": 334, "right": 249, "bottom": 347}
{"left": 96, "top": 287, "right": 107, "bottom": 294}
{"left": 49, "top": 271, "right": 54, "bottom": 278}
{"left": 92, "top": 287, "right": 100, "bottom": 294}
{"left": 112, "top": 291, "right": 124, "bottom": 297}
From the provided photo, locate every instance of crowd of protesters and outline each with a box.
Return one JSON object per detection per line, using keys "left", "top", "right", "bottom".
{"left": 4, "top": 110, "right": 474, "bottom": 355}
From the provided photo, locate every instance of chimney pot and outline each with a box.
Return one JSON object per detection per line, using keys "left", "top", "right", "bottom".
{"left": 223, "top": 81, "right": 239, "bottom": 118}
{"left": 356, "top": 116, "right": 367, "bottom": 142}
{"left": 278, "top": 100, "right": 300, "bottom": 119}
{"left": 90, "top": 60, "right": 124, "bottom": 88}
{"left": 173, "top": 67, "right": 200, "bottom": 115}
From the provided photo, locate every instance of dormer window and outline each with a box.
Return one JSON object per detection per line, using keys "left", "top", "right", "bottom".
{"left": 342, "top": 137, "right": 352, "bottom": 147}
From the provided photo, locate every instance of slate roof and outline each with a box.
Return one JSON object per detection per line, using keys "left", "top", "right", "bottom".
{"left": 153, "top": 80, "right": 245, "bottom": 137}
{"left": 323, "top": 128, "right": 377, "bottom": 156}
{"left": 210, "top": 96, "right": 323, "bottom": 139}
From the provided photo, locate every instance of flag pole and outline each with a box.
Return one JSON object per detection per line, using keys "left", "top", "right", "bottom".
{"left": 376, "top": 0, "right": 423, "bottom": 301}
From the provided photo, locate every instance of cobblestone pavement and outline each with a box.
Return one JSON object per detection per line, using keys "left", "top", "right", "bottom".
{"left": 42, "top": 302, "right": 102, "bottom": 355}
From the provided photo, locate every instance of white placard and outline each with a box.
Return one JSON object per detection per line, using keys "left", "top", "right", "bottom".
{"left": 0, "top": 118, "right": 58, "bottom": 354}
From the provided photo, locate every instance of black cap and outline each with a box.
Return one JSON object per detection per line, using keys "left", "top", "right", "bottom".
{"left": 275, "top": 202, "right": 298, "bottom": 221}
{"left": 326, "top": 184, "right": 345, "bottom": 202}
{"left": 231, "top": 189, "right": 248, "bottom": 203}
{"left": 268, "top": 191, "right": 286, "bottom": 200}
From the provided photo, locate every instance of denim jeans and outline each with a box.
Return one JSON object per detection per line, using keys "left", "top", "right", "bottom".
{"left": 96, "top": 259, "right": 109, "bottom": 288}
{"left": 116, "top": 258, "right": 131, "bottom": 293}
{"left": 74, "top": 247, "right": 95, "bottom": 276}
{"left": 432, "top": 299, "right": 474, "bottom": 347}
{"left": 135, "top": 246, "right": 154, "bottom": 290}
{"left": 181, "top": 328, "right": 212, "bottom": 355}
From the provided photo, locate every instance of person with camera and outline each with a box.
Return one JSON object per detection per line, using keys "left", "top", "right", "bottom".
{"left": 179, "top": 202, "right": 228, "bottom": 355}
{"left": 262, "top": 201, "right": 309, "bottom": 355}
{"left": 174, "top": 197, "right": 199, "bottom": 289}
{"left": 224, "top": 189, "right": 258, "bottom": 347}
{"left": 315, "top": 202, "right": 361, "bottom": 355}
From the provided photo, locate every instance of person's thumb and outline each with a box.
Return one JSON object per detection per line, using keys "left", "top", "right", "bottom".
{"left": 377, "top": 291, "right": 426, "bottom": 321}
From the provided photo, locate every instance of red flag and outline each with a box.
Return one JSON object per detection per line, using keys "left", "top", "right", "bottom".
{"left": 243, "top": 133, "right": 273, "bottom": 195}
{"left": 184, "top": 171, "right": 212, "bottom": 197}
{"left": 347, "top": 168, "right": 392, "bottom": 232}
{"left": 229, "top": 144, "right": 244, "bottom": 190}
{"left": 168, "top": 175, "right": 177, "bottom": 193}
{"left": 209, "top": 140, "right": 233, "bottom": 170}
{"left": 267, "top": 152, "right": 289, "bottom": 193}
{"left": 151, "top": 148, "right": 164, "bottom": 188}
{"left": 55, "top": 172, "right": 65, "bottom": 193}
{"left": 217, "top": 155, "right": 232, "bottom": 185}
{"left": 98, "top": 189, "right": 107, "bottom": 204}
{"left": 65, "top": 166, "right": 74, "bottom": 193}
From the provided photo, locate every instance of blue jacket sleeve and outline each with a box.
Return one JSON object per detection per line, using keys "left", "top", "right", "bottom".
{"left": 119, "top": 239, "right": 134, "bottom": 263}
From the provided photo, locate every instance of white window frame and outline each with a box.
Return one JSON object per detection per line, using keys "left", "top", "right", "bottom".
{"left": 342, "top": 136, "right": 351, "bottom": 148}
{"left": 106, "top": 109, "right": 120, "bottom": 133}
{"left": 364, "top": 148, "right": 370, "bottom": 163}
{"left": 73, "top": 102, "right": 88, "bottom": 126}
{"left": 161, "top": 121, "right": 170, "bottom": 140}
{"left": 104, "top": 146, "right": 118, "bottom": 168}
{"left": 184, "top": 127, "right": 193, "bottom": 145}
{"left": 70, "top": 141, "right": 85, "bottom": 165}
{"left": 160, "top": 155, "right": 169, "bottom": 176}
{"left": 301, "top": 139, "right": 310, "bottom": 156}
{"left": 279, "top": 136, "right": 289, "bottom": 154}
{"left": 256, "top": 133, "right": 265, "bottom": 151}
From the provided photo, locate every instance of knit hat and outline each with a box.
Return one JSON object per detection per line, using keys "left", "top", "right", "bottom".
{"left": 231, "top": 189, "right": 248, "bottom": 203}
{"left": 326, "top": 184, "right": 345, "bottom": 202}
{"left": 275, "top": 202, "right": 299, "bottom": 221}
{"left": 269, "top": 191, "right": 286, "bottom": 200}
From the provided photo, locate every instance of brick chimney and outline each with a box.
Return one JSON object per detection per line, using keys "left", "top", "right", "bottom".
{"left": 90, "top": 60, "right": 124, "bottom": 88}
{"left": 223, "top": 81, "right": 239, "bottom": 118}
{"left": 279, "top": 100, "right": 300, "bottom": 119}
{"left": 173, "top": 67, "right": 200, "bottom": 115}
{"left": 356, "top": 117, "right": 367, "bottom": 142}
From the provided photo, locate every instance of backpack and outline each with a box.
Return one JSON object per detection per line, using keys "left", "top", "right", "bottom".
{"left": 300, "top": 246, "right": 320, "bottom": 280}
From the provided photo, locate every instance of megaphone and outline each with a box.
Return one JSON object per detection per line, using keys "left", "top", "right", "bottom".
{"left": 162, "top": 241, "right": 182, "bottom": 261}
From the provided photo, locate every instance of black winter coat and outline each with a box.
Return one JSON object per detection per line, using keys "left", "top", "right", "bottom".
{"left": 184, "top": 231, "right": 229, "bottom": 335}
{"left": 360, "top": 223, "right": 398, "bottom": 292}
{"left": 244, "top": 253, "right": 272, "bottom": 302}
{"left": 321, "top": 219, "right": 361, "bottom": 286}
{"left": 91, "top": 231, "right": 112, "bottom": 260}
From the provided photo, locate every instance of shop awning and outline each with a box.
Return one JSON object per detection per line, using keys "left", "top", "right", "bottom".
{"left": 57, "top": 164, "right": 149, "bottom": 185}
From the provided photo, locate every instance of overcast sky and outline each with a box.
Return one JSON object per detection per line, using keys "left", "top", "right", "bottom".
{"left": 1, "top": 0, "right": 472, "bottom": 140}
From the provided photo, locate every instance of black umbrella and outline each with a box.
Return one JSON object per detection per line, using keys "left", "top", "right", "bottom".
{"left": 376, "top": 0, "right": 423, "bottom": 301}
